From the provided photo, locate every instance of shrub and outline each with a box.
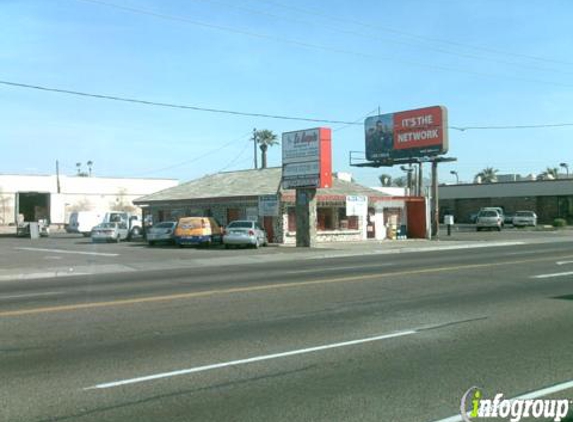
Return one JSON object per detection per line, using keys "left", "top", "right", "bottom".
{"left": 553, "top": 218, "right": 567, "bottom": 228}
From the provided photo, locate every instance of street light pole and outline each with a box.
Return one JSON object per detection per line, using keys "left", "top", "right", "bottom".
{"left": 450, "top": 170, "right": 459, "bottom": 184}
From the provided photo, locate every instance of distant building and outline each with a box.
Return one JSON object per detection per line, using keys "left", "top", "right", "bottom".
{"left": 0, "top": 174, "right": 178, "bottom": 226}
{"left": 439, "top": 178, "right": 573, "bottom": 224}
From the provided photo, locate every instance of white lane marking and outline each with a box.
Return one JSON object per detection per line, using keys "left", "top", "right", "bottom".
{"left": 16, "top": 247, "right": 119, "bottom": 257}
{"left": 532, "top": 271, "right": 573, "bottom": 279}
{"left": 84, "top": 330, "right": 416, "bottom": 390}
{"left": 556, "top": 260, "right": 573, "bottom": 265}
{"left": 284, "top": 263, "right": 393, "bottom": 275}
{"left": 0, "top": 291, "right": 63, "bottom": 300}
{"left": 428, "top": 379, "right": 573, "bottom": 422}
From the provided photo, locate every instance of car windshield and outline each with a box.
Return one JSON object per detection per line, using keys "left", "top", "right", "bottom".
{"left": 227, "top": 221, "right": 254, "bottom": 229}
{"left": 479, "top": 211, "right": 498, "bottom": 217}
{"left": 516, "top": 211, "right": 534, "bottom": 217}
{"left": 154, "top": 222, "right": 176, "bottom": 229}
{"left": 178, "top": 219, "right": 202, "bottom": 228}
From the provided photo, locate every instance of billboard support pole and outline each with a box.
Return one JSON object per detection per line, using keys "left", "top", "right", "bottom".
{"left": 418, "top": 162, "right": 423, "bottom": 196}
{"left": 295, "top": 188, "right": 317, "bottom": 247}
{"left": 431, "top": 160, "right": 439, "bottom": 238}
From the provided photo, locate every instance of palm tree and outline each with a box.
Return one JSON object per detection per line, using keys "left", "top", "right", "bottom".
{"left": 255, "top": 129, "right": 279, "bottom": 169}
{"left": 474, "top": 167, "right": 498, "bottom": 183}
{"left": 379, "top": 174, "right": 392, "bottom": 187}
{"left": 76, "top": 162, "right": 82, "bottom": 176}
{"left": 539, "top": 166, "right": 559, "bottom": 180}
{"left": 87, "top": 160, "right": 93, "bottom": 177}
{"left": 393, "top": 176, "right": 407, "bottom": 187}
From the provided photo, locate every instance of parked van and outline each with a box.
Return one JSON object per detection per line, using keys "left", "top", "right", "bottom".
{"left": 67, "top": 211, "right": 104, "bottom": 237}
{"left": 174, "top": 217, "right": 223, "bottom": 247}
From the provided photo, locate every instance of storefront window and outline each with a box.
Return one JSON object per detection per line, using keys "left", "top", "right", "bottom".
{"left": 337, "top": 208, "right": 359, "bottom": 230}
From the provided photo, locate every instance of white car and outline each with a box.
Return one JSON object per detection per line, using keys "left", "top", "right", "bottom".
{"left": 91, "top": 222, "right": 129, "bottom": 243}
{"left": 223, "top": 220, "right": 268, "bottom": 249}
{"left": 476, "top": 210, "right": 502, "bottom": 231}
{"left": 513, "top": 211, "right": 537, "bottom": 227}
{"left": 146, "top": 221, "right": 177, "bottom": 245}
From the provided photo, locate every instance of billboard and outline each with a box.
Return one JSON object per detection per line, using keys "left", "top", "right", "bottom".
{"left": 365, "top": 106, "right": 448, "bottom": 162}
{"left": 282, "top": 127, "right": 332, "bottom": 189}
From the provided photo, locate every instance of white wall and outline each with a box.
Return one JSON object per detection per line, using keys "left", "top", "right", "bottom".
{"left": 0, "top": 174, "right": 178, "bottom": 225}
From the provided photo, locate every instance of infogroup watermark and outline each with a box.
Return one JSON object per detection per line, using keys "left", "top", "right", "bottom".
{"left": 461, "top": 387, "right": 571, "bottom": 422}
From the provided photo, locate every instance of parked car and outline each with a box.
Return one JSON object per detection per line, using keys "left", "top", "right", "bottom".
{"left": 67, "top": 211, "right": 104, "bottom": 237}
{"left": 174, "top": 217, "right": 223, "bottom": 247}
{"left": 476, "top": 210, "right": 503, "bottom": 231}
{"left": 223, "top": 220, "right": 268, "bottom": 249}
{"left": 512, "top": 210, "right": 537, "bottom": 227}
{"left": 91, "top": 222, "right": 129, "bottom": 242}
{"left": 102, "top": 212, "right": 142, "bottom": 240}
{"left": 146, "top": 221, "right": 177, "bottom": 245}
{"left": 480, "top": 207, "right": 505, "bottom": 227}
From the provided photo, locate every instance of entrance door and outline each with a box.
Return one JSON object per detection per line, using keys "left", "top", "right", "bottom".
{"left": 263, "top": 216, "right": 274, "bottom": 243}
{"left": 227, "top": 208, "right": 240, "bottom": 224}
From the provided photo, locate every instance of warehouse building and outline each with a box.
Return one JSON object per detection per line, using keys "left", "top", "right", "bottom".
{"left": 0, "top": 174, "right": 178, "bottom": 227}
{"left": 439, "top": 178, "right": 573, "bottom": 224}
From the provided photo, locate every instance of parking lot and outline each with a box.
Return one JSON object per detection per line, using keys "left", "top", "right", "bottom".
{"left": 0, "top": 224, "right": 569, "bottom": 278}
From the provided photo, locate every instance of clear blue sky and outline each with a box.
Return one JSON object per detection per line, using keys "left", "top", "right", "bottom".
{"left": 2, "top": 0, "right": 573, "bottom": 186}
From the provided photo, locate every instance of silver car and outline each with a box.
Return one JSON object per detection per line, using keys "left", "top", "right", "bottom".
{"left": 223, "top": 220, "right": 268, "bottom": 249}
{"left": 476, "top": 210, "right": 502, "bottom": 231}
{"left": 513, "top": 211, "right": 537, "bottom": 227}
{"left": 91, "top": 222, "right": 129, "bottom": 242}
{"left": 146, "top": 221, "right": 177, "bottom": 245}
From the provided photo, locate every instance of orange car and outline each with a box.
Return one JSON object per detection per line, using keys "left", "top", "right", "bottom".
{"left": 174, "top": 217, "right": 223, "bottom": 247}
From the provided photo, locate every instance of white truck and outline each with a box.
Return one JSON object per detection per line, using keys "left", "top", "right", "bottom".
{"left": 101, "top": 211, "right": 142, "bottom": 240}
{"left": 67, "top": 211, "right": 105, "bottom": 237}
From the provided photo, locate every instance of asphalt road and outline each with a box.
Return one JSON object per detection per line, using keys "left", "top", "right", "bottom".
{"left": 1, "top": 240, "right": 573, "bottom": 422}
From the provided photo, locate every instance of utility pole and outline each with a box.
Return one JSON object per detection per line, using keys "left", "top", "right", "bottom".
{"left": 253, "top": 128, "right": 258, "bottom": 170}
{"left": 431, "top": 160, "right": 439, "bottom": 238}
{"left": 56, "top": 160, "right": 61, "bottom": 193}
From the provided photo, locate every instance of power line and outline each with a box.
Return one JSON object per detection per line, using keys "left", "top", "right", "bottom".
{"left": 190, "top": 0, "right": 573, "bottom": 77}
{"left": 71, "top": 0, "right": 573, "bottom": 89}
{"left": 258, "top": 0, "right": 573, "bottom": 67}
{"left": 450, "top": 123, "right": 573, "bottom": 131}
{"left": 217, "top": 139, "right": 253, "bottom": 172}
{"left": 3, "top": 79, "right": 573, "bottom": 132}
{"left": 0, "top": 80, "right": 357, "bottom": 125}
{"left": 132, "top": 132, "right": 252, "bottom": 176}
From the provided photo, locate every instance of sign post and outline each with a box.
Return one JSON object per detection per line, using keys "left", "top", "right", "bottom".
{"left": 282, "top": 128, "right": 332, "bottom": 247}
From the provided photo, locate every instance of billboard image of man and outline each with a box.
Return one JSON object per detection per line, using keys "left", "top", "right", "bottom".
{"left": 365, "top": 114, "right": 394, "bottom": 161}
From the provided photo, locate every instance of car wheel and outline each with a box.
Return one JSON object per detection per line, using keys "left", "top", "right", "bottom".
{"left": 476, "top": 227, "right": 481, "bottom": 232}
{"left": 131, "top": 227, "right": 141, "bottom": 238}
{"left": 148, "top": 241, "right": 155, "bottom": 246}
{"left": 224, "top": 244, "right": 231, "bottom": 249}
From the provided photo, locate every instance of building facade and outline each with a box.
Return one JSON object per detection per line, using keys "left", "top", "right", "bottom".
{"left": 439, "top": 179, "right": 573, "bottom": 224}
{"left": 134, "top": 168, "right": 427, "bottom": 243}
{"left": 0, "top": 174, "right": 178, "bottom": 226}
